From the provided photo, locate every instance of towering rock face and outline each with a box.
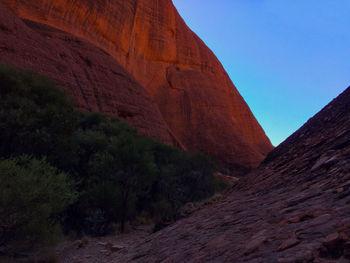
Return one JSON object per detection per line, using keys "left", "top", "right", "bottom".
{"left": 111, "top": 87, "right": 350, "bottom": 262}
{"left": 0, "top": 0, "right": 273, "bottom": 170}
{"left": 0, "top": 4, "right": 175, "bottom": 145}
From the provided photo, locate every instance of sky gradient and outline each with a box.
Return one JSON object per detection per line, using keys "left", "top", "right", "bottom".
{"left": 172, "top": 0, "right": 350, "bottom": 146}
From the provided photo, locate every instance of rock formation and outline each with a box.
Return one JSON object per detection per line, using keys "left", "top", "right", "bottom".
{"left": 112, "top": 87, "right": 350, "bottom": 262}
{"left": 0, "top": 0, "right": 273, "bottom": 171}
{"left": 0, "top": 4, "right": 176, "bottom": 145}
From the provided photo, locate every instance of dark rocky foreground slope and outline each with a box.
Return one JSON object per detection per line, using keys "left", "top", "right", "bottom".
{"left": 111, "top": 87, "right": 350, "bottom": 262}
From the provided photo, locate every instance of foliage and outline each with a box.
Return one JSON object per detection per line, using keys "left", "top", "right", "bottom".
{"left": 0, "top": 64, "right": 79, "bottom": 171}
{"left": 0, "top": 64, "right": 228, "bottom": 241}
{"left": 147, "top": 142, "right": 227, "bottom": 225}
{"left": 0, "top": 156, "right": 76, "bottom": 255}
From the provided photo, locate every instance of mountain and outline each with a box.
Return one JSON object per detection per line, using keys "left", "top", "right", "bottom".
{"left": 0, "top": 4, "right": 176, "bottom": 146}
{"left": 114, "top": 87, "right": 350, "bottom": 262}
{"left": 0, "top": 0, "right": 272, "bottom": 171}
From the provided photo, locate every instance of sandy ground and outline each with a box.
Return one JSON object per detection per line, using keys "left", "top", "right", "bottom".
{"left": 57, "top": 225, "right": 153, "bottom": 263}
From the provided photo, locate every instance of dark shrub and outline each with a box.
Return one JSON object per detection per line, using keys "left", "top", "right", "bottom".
{"left": 65, "top": 113, "right": 156, "bottom": 234}
{"left": 0, "top": 64, "right": 228, "bottom": 238}
{"left": 0, "top": 64, "right": 79, "bottom": 171}
{"left": 0, "top": 156, "right": 76, "bottom": 255}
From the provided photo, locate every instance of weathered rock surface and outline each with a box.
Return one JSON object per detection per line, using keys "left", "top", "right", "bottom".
{"left": 109, "top": 87, "right": 350, "bottom": 262}
{"left": 0, "top": 0, "right": 273, "bottom": 170}
{"left": 0, "top": 4, "right": 178, "bottom": 146}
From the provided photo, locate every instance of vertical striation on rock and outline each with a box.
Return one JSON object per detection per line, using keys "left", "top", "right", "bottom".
{"left": 0, "top": 0, "right": 273, "bottom": 170}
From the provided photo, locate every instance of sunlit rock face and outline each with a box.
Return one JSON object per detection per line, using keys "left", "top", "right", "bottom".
{"left": 0, "top": 4, "right": 176, "bottom": 146}
{"left": 1, "top": 0, "right": 273, "bottom": 171}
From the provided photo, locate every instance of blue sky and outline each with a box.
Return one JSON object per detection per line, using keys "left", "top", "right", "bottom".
{"left": 172, "top": 0, "right": 350, "bottom": 146}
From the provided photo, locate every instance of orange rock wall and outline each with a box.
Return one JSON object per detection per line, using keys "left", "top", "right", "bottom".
{"left": 2, "top": 0, "right": 273, "bottom": 170}
{"left": 0, "top": 5, "right": 177, "bottom": 146}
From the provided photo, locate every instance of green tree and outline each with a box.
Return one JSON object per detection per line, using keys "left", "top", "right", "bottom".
{"left": 0, "top": 156, "right": 77, "bottom": 255}
{"left": 88, "top": 133, "right": 156, "bottom": 233}
{"left": 0, "top": 64, "right": 79, "bottom": 171}
{"left": 0, "top": 64, "right": 227, "bottom": 238}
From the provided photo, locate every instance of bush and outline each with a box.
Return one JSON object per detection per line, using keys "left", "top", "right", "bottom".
{"left": 0, "top": 156, "right": 76, "bottom": 255}
{"left": 0, "top": 63, "right": 79, "bottom": 171}
{"left": 0, "top": 64, "right": 228, "bottom": 238}
{"left": 65, "top": 113, "right": 156, "bottom": 234}
{"left": 148, "top": 143, "right": 227, "bottom": 227}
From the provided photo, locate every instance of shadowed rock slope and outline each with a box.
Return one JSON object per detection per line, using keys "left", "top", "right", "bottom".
{"left": 0, "top": 4, "right": 176, "bottom": 145}
{"left": 0, "top": 0, "right": 273, "bottom": 170}
{"left": 112, "top": 87, "right": 350, "bottom": 262}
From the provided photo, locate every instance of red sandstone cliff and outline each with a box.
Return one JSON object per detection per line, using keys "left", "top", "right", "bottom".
{"left": 0, "top": 5, "right": 176, "bottom": 146}
{"left": 0, "top": 0, "right": 273, "bottom": 170}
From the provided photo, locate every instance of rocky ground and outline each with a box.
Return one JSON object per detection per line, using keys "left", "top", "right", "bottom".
{"left": 57, "top": 225, "right": 153, "bottom": 263}
{"left": 7, "top": 91, "right": 350, "bottom": 263}
{"left": 6, "top": 87, "right": 350, "bottom": 263}
{"left": 54, "top": 88, "right": 350, "bottom": 262}
{"left": 101, "top": 87, "right": 349, "bottom": 262}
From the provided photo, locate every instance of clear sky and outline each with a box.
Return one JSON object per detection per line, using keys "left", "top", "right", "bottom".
{"left": 172, "top": 0, "right": 350, "bottom": 146}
